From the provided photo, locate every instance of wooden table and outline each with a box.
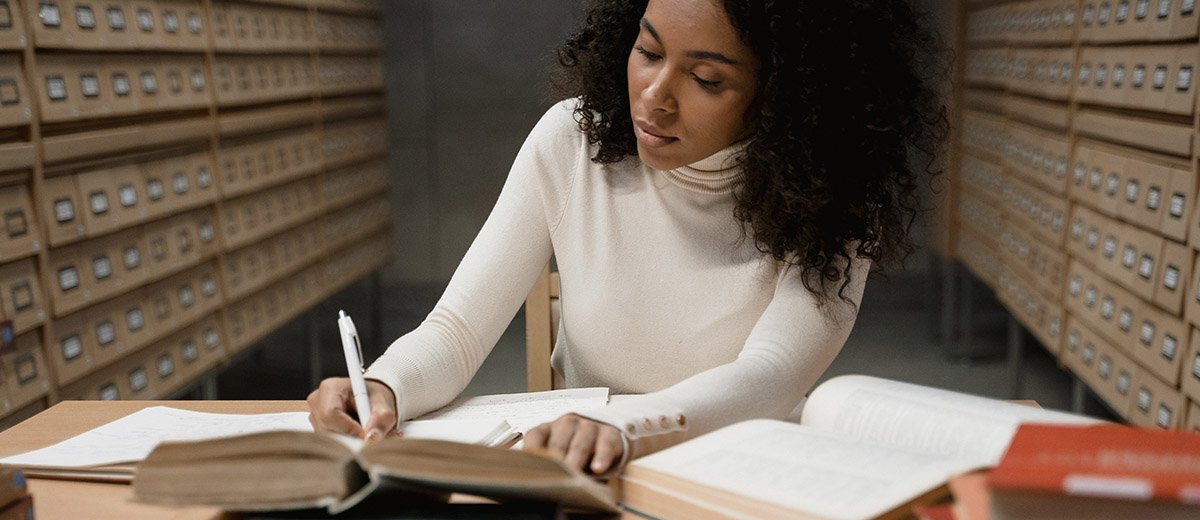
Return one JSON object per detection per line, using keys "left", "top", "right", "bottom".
{"left": 0, "top": 400, "right": 308, "bottom": 520}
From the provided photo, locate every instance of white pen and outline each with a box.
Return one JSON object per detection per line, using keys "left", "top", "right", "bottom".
{"left": 338, "top": 310, "right": 372, "bottom": 430}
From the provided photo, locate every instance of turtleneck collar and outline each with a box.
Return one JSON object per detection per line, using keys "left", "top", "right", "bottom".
{"left": 661, "top": 141, "right": 746, "bottom": 195}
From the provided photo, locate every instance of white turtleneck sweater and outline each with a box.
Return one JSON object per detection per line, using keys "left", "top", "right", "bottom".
{"left": 365, "top": 99, "right": 869, "bottom": 461}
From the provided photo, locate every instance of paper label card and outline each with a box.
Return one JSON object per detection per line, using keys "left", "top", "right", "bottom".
{"left": 187, "top": 12, "right": 201, "bottom": 34}
{"left": 178, "top": 286, "right": 194, "bottom": 308}
{"left": 126, "top": 307, "right": 144, "bottom": 331}
{"left": 123, "top": 246, "right": 140, "bottom": 270}
{"left": 92, "top": 255, "right": 112, "bottom": 280}
{"left": 128, "top": 367, "right": 148, "bottom": 392}
{"left": 45, "top": 76, "right": 66, "bottom": 101}
{"left": 162, "top": 10, "right": 178, "bottom": 33}
{"left": 1153, "top": 65, "right": 1168, "bottom": 90}
{"left": 40, "top": 3, "right": 61, "bottom": 27}
{"left": 1118, "top": 309, "right": 1133, "bottom": 331}
{"left": 0, "top": 78, "right": 18, "bottom": 106}
{"left": 1156, "top": 405, "right": 1172, "bottom": 428}
{"left": 10, "top": 281, "right": 32, "bottom": 311}
{"left": 112, "top": 73, "right": 131, "bottom": 97}
{"left": 1161, "top": 335, "right": 1178, "bottom": 360}
{"left": 96, "top": 321, "right": 115, "bottom": 346}
{"left": 1164, "top": 266, "right": 1180, "bottom": 290}
{"left": 1169, "top": 193, "right": 1185, "bottom": 218}
{"left": 107, "top": 6, "right": 124, "bottom": 30}
{"left": 75, "top": 5, "right": 95, "bottom": 28}
{"left": 156, "top": 354, "right": 173, "bottom": 378}
{"left": 80, "top": 74, "right": 99, "bottom": 98}
{"left": 89, "top": 191, "right": 108, "bottom": 215}
{"left": 118, "top": 185, "right": 137, "bottom": 207}
{"left": 140, "top": 71, "right": 157, "bottom": 95}
{"left": 57, "top": 266, "right": 79, "bottom": 291}
{"left": 136, "top": 8, "right": 152, "bottom": 31}
{"left": 15, "top": 353, "right": 35, "bottom": 384}
{"left": 1138, "top": 256, "right": 1154, "bottom": 279}
{"left": 61, "top": 334, "right": 82, "bottom": 360}
{"left": 146, "top": 178, "right": 164, "bottom": 200}
{"left": 1147, "top": 187, "right": 1161, "bottom": 210}
{"left": 181, "top": 340, "right": 197, "bottom": 362}
{"left": 99, "top": 383, "right": 118, "bottom": 400}
{"left": 191, "top": 69, "right": 205, "bottom": 92}
{"left": 4, "top": 209, "right": 27, "bottom": 238}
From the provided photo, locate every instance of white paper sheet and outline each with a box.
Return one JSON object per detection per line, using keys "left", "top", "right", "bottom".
{"left": 0, "top": 407, "right": 313, "bottom": 469}
{"left": 413, "top": 387, "right": 609, "bottom": 432}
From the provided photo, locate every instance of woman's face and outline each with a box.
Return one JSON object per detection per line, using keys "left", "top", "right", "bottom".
{"left": 627, "top": 0, "right": 760, "bottom": 171}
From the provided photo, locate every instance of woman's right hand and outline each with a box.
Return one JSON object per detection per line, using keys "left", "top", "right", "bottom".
{"left": 307, "top": 378, "right": 399, "bottom": 442}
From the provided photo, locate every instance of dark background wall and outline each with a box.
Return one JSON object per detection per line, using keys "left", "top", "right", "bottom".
{"left": 381, "top": 0, "right": 586, "bottom": 286}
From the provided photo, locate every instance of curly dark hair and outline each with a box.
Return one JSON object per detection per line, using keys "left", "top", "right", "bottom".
{"left": 553, "top": 0, "right": 949, "bottom": 306}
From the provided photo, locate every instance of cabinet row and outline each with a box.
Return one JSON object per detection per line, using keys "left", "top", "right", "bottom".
{"left": 0, "top": 218, "right": 388, "bottom": 405}
{"left": 0, "top": 52, "right": 382, "bottom": 126}
{"left": 44, "top": 164, "right": 386, "bottom": 317}
{"left": 225, "top": 230, "right": 388, "bottom": 353}
{"left": 0, "top": 0, "right": 382, "bottom": 52}
{"left": 961, "top": 110, "right": 1194, "bottom": 241}
{"left": 0, "top": 226, "right": 391, "bottom": 415}
{"left": 967, "top": 0, "right": 1200, "bottom": 45}
{"left": 965, "top": 44, "right": 1197, "bottom": 116}
{"left": 950, "top": 223, "right": 1199, "bottom": 430}
{"left": 17, "top": 119, "right": 385, "bottom": 251}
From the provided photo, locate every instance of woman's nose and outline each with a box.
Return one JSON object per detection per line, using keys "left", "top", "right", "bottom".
{"left": 641, "top": 68, "right": 677, "bottom": 114}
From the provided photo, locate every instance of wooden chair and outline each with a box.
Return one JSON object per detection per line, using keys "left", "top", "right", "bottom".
{"left": 524, "top": 264, "right": 561, "bottom": 391}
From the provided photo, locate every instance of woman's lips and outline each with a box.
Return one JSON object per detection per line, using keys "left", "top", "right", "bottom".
{"left": 634, "top": 123, "right": 678, "bottom": 148}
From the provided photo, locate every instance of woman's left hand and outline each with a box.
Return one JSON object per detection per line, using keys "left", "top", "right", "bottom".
{"left": 524, "top": 414, "right": 624, "bottom": 475}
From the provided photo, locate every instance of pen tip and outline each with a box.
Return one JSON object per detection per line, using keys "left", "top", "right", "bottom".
{"left": 339, "top": 310, "right": 346, "bottom": 318}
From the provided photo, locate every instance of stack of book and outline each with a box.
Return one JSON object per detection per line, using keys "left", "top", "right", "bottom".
{"left": 0, "top": 468, "right": 30, "bottom": 520}
{"left": 986, "top": 423, "right": 1200, "bottom": 520}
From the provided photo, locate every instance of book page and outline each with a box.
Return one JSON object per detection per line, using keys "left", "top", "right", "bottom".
{"left": 414, "top": 387, "right": 608, "bottom": 432}
{"left": 399, "top": 418, "right": 515, "bottom": 446}
{"left": 628, "top": 419, "right": 975, "bottom": 520}
{"left": 0, "top": 407, "right": 312, "bottom": 469}
{"left": 801, "top": 376, "right": 1099, "bottom": 466}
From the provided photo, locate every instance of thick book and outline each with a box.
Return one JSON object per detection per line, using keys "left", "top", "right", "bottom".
{"left": 132, "top": 431, "right": 617, "bottom": 514}
{"left": 0, "top": 388, "right": 608, "bottom": 483}
{"left": 619, "top": 375, "right": 1097, "bottom": 520}
{"left": 988, "top": 423, "right": 1200, "bottom": 520}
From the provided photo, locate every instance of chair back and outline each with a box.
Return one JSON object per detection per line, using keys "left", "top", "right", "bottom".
{"left": 524, "top": 265, "right": 561, "bottom": 391}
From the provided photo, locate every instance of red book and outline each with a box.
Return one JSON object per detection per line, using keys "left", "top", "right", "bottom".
{"left": 988, "top": 424, "right": 1200, "bottom": 519}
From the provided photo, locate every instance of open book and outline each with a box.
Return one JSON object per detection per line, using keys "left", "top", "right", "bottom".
{"left": 0, "top": 387, "right": 608, "bottom": 483}
{"left": 132, "top": 432, "right": 617, "bottom": 514}
{"left": 619, "top": 375, "right": 1099, "bottom": 520}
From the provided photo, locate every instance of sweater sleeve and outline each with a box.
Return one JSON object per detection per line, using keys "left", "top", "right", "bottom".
{"left": 575, "top": 257, "right": 871, "bottom": 464}
{"left": 364, "top": 100, "right": 583, "bottom": 422}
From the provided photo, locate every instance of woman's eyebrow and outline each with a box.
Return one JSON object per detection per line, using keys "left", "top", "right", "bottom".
{"left": 639, "top": 18, "right": 738, "bottom": 65}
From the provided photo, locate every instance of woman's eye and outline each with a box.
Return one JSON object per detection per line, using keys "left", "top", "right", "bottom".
{"left": 635, "top": 45, "right": 661, "bottom": 61}
{"left": 692, "top": 75, "right": 721, "bottom": 89}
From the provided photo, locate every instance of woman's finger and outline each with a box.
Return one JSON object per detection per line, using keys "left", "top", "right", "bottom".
{"left": 590, "top": 425, "right": 624, "bottom": 475}
{"left": 564, "top": 422, "right": 599, "bottom": 471}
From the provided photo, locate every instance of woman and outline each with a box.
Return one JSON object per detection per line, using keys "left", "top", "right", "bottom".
{"left": 309, "top": 0, "right": 946, "bottom": 476}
